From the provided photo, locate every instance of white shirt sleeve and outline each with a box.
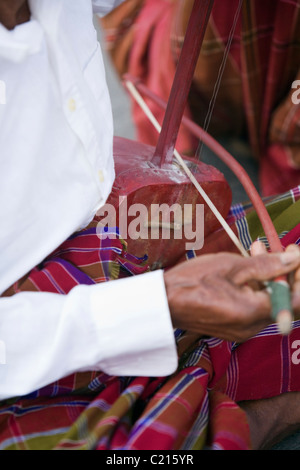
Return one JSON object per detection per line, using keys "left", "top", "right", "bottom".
{"left": 92, "top": 0, "right": 127, "bottom": 16}
{"left": 0, "top": 270, "right": 177, "bottom": 401}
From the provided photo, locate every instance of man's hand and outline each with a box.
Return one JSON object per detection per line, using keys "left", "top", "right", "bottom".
{"left": 164, "top": 244, "right": 300, "bottom": 342}
{"left": 0, "top": 0, "right": 30, "bottom": 30}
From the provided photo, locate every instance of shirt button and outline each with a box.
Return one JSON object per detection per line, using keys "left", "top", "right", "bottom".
{"left": 98, "top": 170, "right": 105, "bottom": 183}
{"left": 68, "top": 98, "right": 76, "bottom": 112}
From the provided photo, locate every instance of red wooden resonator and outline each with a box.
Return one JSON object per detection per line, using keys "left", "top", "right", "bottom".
{"left": 96, "top": 0, "right": 232, "bottom": 269}
{"left": 96, "top": 0, "right": 293, "bottom": 335}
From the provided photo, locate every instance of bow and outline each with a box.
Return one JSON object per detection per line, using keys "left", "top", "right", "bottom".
{"left": 102, "top": 0, "right": 294, "bottom": 334}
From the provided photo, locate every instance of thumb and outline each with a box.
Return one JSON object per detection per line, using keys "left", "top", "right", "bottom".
{"left": 232, "top": 246, "right": 300, "bottom": 285}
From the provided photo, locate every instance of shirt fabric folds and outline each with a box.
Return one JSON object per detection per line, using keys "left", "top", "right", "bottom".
{"left": 0, "top": 0, "right": 177, "bottom": 400}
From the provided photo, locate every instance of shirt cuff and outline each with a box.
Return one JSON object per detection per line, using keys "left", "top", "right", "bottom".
{"left": 90, "top": 270, "right": 178, "bottom": 377}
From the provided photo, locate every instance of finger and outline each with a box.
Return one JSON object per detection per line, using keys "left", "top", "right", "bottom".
{"left": 231, "top": 247, "right": 300, "bottom": 285}
{"left": 250, "top": 240, "right": 267, "bottom": 257}
{"left": 212, "top": 287, "right": 272, "bottom": 342}
{"left": 292, "top": 278, "right": 300, "bottom": 319}
{"left": 286, "top": 244, "right": 299, "bottom": 251}
{"left": 178, "top": 280, "right": 271, "bottom": 342}
{"left": 292, "top": 280, "right": 300, "bottom": 298}
{"left": 286, "top": 244, "right": 299, "bottom": 286}
{"left": 249, "top": 241, "right": 268, "bottom": 290}
{"left": 294, "top": 246, "right": 300, "bottom": 283}
{"left": 295, "top": 268, "right": 300, "bottom": 282}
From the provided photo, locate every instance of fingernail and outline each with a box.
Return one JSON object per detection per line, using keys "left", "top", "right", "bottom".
{"left": 281, "top": 250, "right": 300, "bottom": 265}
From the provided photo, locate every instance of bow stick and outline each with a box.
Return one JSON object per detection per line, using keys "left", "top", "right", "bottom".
{"left": 125, "top": 79, "right": 248, "bottom": 258}
{"left": 123, "top": 0, "right": 294, "bottom": 335}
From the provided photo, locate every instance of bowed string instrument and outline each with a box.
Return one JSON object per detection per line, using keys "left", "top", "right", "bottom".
{"left": 97, "top": 0, "right": 293, "bottom": 335}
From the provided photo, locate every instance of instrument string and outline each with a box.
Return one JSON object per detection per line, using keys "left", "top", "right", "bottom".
{"left": 125, "top": 77, "right": 293, "bottom": 335}
{"left": 123, "top": 0, "right": 293, "bottom": 335}
{"left": 125, "top": 80, "right": 249, "bottom": 258}
{"left": 124, "top": 0, "right": 245, "bottom": 257}
{"left": 196, "top": 0, "right": 243, "bottom": 161}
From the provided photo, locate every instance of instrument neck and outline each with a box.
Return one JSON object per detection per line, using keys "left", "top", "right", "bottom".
{"left": 152, "top": 0, "right": 215, "bottom": 168}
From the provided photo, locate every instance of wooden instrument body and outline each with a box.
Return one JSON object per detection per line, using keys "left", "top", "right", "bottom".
{"left": 95, "top": 0, "right": 232, "bottom": 270}
{"left": 96, "top": 0, "right": 292, "bottom": 334}
{"left": 96, "top": 137, "right": 232, "bottom": 269}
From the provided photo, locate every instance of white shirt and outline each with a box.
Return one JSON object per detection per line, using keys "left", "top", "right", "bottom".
{"left": 0, "top": 0, "right": 177, "bottom": 400}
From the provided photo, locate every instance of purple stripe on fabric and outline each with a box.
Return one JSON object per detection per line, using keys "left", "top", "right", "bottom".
{"left": 126, "top": 374, "right": 196, "bottom": 446}
{"left": 45, "top": 258, "right": 95, "bottom": 286}
{"left": 42, "top": 269, "right": 65, "bottom": 294}
{"left": 54, "top": 247, "right": 121, "bottom": 254}
{"left": 67, "top": 226, "right": 120, "bottom": 241}
{"left": 281, "top": 335, "right": 290, "bottom": 394}
{"left": 0, "top": 400, "right": 90, "bottom": 417}
{"left": 66, "top": 227, "right": 97, "bottom": 241}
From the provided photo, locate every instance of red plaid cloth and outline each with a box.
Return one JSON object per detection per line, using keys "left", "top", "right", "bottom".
{"left": 100, "top": 0, "right": 300, "bottom": 196}
{"left": 1, "top": 189, "right": 300, "bottom": 450}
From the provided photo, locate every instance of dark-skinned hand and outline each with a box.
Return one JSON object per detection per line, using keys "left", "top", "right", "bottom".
{"left": 164, "top": 243, "right": 300, "bottom": 343}
{"left": 0, "top": 0, "right": 30, "bottom": 30}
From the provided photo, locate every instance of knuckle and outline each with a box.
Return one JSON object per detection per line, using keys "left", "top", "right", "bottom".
{"left": 234, "top": 332, "right": 249, "bottom": 342}
{"left": 251, "top": 255, "right": 271, "bottom": 276}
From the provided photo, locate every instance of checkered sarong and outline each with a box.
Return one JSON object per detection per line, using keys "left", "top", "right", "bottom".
{"left": 1, "top": 187, "right": 300, "bottom": 450}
